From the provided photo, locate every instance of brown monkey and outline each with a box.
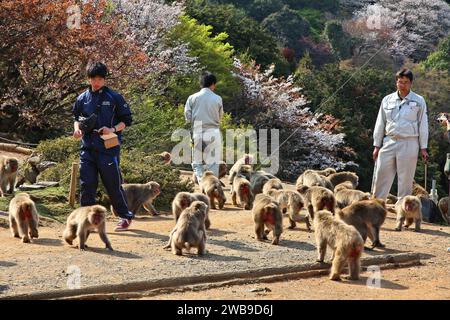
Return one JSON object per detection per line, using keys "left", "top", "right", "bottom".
{"left": 218, "top": 161, "right": 227, "bottom": 179}
{"left": 200, "top": 171, "right": 226, "bottom": 209}
{"left": 166, "top": 201, "right": 208, "bottom": 255}
{"left": 252, "top": 193, "right": 283, "bottom": 245}
{"left": 333, "top": 181, "right": 354, "bottom": 193}
{"left": 63, "top": 205, "right": 113, "bottom": 251}
{"left": 395, "top": 195, "right": 422, "bottom": 232}
{"left": 262, "top": 178, "right": 283, "bottom": 195}
{"left": 268, "top": 189, "right": 309, "bottom": 231}
{"left": 297, "top": 185, "right": 336, "bottom": 219}
{"left": 327, "top": 172, "right": 359, "bottom": 189}
{"left": 111, "top": 182, "right": 161, "bottom": 217}
{"left": 297, "top": 170, "right": 333, "bottom": 191}
{"left": 438, "top": 197, "right": 449, "bottom": 218}
{"left": 386, "top": 194, "right": 398, "bottom": 205}
{"left": 337, "top": 199, "right": 387, "bottom": 248}
{"left": 335, "top": 189, "right": 371, "bottom": 209}
{"left": 171, "top": 192, "right": 211, "bottom": 229}
{"left": 231, "top": 175, "right": 254, "bottom": 210}
{"left": 313, "top": 210, "right": 364, "bottom": 281}
{"left": 159, "top": 152, "right": 172, "bottom": 165}
{"left": 228, "top": 154, "right": 254, "bottom": 184}
{"left": 412, "top": 181, "right": 429, "bottom": 199}
{"left": 8, "top": 193, "right": 39, "bottom": 243}
{"left": 296, "top": 168, "right": 336, "bottom": 185}
{"left": 0, "top": 156, "right": 19, "bottom": 197}
{"left": 250, "top": 170, "right": 276, "bottom": 195}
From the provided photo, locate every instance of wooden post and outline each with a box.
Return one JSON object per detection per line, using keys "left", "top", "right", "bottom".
{"left": 69, "top": 162, "right": 79, "bottom": 208}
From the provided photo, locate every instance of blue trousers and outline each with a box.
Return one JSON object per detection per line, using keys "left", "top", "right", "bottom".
{"left": 79, "top": 149, "right": 132, "bottom": 220}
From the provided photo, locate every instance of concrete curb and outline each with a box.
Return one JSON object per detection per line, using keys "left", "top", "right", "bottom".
{"left": 1, "top": 252, "right": 420, "bottom": 300}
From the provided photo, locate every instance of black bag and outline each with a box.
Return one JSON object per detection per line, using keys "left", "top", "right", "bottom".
{"left": 79, "top": 92, "right": 104, "bottom": 134}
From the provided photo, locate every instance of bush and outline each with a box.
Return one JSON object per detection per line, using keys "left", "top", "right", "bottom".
{"left": 36, "top": 136, "right": 80, "bottom": 163}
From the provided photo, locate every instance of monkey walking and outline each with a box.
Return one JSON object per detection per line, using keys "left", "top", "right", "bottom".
{"left": 231, "top": 175, "right": 254, "bottom": 210}
{"left": 166, "top": 201, "right": 208, "bottom": 256}
{"left": 228, "top": 154, "right": 254, "bottom": 185}
{"left": 262, "top": 178, "right": 283, "bottom": 195}
{"left": 297, "top": 185, "right": 336, "bottom": 220}
{"left": 63, "top": 205, "right": 113, "bottom": 251}
{"left": 313, "top": 210, "right": 364, "bottom": 281}
{"left": 111, "top": 181, "right": 161, "bottom": 217}
{"left": 395, "top": 195, "right": 422, "bottom": 232}
{"left": 0, "top": 155, "right": 19, "bottom": 197}
{"left": 8, "top": 193, "right": 39, "bottom": 243}
{"left": 297, "top": 170, "right": 334, "bottom": 191}
{"left": 200, "top": 171, "right": 226, "bottom": 210}
{"left": 252, "top": 193, "right": 283, "bottom": 245}
{"left": 268, "top": 189, "right": 310, "bottom": 231}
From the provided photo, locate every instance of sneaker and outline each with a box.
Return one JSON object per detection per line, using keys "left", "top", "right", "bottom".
{"left": 115, "top": 218, "right": 132, "bottom": 231}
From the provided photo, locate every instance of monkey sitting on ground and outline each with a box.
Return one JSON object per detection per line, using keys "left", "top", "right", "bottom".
{"left": 327, "top": 171, "right": 359, "bottom": 189}
{"left": 111, "top": 181, "right": 161, "bottom": 217}
{"left": 171, "top": 192, "right": 211, "bottom": 229}
{"left": 395, "top": 195, "right": 422, "bottom": 232}
{"left": 200, "top": 171, "right": 226, "bottom": 210}
{"left": 313, "top": 209, "right": 364, "bottom": 281}
{"left": 228, "top": 154, "right": 254, "bottom": 185}
{"left": 0, "top": 155, "right": 19, "bottom": 197}
{"left": 337, "top": 199, "right": 387, "bottom": 249}
{"left": 8, "top": 193, "right": 39, "bottom": 243}
{"left": 166, "top": 201, "right": 208, "bottom": 256}
{"left": 333, "top": 181, "right": 354, "bottom": 193}
{"left": 231, "top": 175, "right": 254, "bottom": 210}
{"left": 252, "top": 193, "right": 283, "bottom": 245}
{"left": 268, "top": 189, "right": 309, "bottom": 231}
{"left": 335, "top": 189, "right": 371, "bottom": 209}
{"left": 297, "top": 185, "right": 336, "bottom": 220}
{"left": 63, "top": 205, "right": 113, "bottom": 251}
{"left": 262, "top": 178, "right": 283, "bottom": 195}
{"left": 296, "top": 170, "right": 334, "bottom": 191}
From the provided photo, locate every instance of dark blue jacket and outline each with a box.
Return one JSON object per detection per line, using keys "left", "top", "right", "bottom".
{"left": 72, "top": 86, "right": 132, "bottom": 155}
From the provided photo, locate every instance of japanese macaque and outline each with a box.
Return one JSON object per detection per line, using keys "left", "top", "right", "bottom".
{"left": 8, "top": 193, "right": 39, "bottom": 243}
{"left": 333, "top": 181, "right": 355, "bottom": 193}
{"left": 63, "top": 205, "right": 113, "bottom": 251}
{"left": 252, "top": 193, "right": 283, "bottom": 245}
{"left": 313, "top": 210, "right": 364, "bottom": 281}
{"left": 166, "top": 201, "right": 208, "bottom": 256}
{"left": 159, "top": 152, "right": 172, "bottom": 165}
{"left": 395, "top": 195, "right": 422, "bottom": 232}
{"left": 228, "top": 154, "right": 254, "bottom": 185}
{"left": 296, "top": 170, "right": 333, "bottom": 191}
{"left": 386, "top": 194, "right": 398, "bottom": 205}
{"left": 268, "top": 189, "right": 309, "bottom": 231}
{"left": 297, "top": 185, "right": 336, "bottom": 219}
{"left": 218, "top": 161, "right": 227, "bottom": 180}
{"left": 231, "top": 176, "right": 254, "bottom": 210}
{"left": 250, "top": 170, "right": 277, "bottom": 195}
{"left": 171, "top": 192, "right": 211, "bottom": 229}
{"left": 438, "top": 197, "right": 449, "bottom": 218}
{"left": 327, "top": 172, "right": 359, "bottom": 189}
{"left": 335, "top": 189, "right": 371, "bottom": 209}
{"left": 111, "top": 182, "right": 161, "bottom": 217}
{"left": 0, "top": 156, "right": 19, "bottom": 197}
{"left": 412, "top": 181, "right": 429, "bottom": 199}
{"left": 262, "top": 178, "right": 283, "bottom": 195}
{"left": 297, "top": 168, "right": 336, "bottom": 184}
{"left": 337, "top": 199, "right": 387, "bottom": 248}
{"left": 200, "top": 171, "right": 226, "bottom": 210}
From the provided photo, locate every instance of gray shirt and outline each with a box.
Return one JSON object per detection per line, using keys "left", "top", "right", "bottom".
{"left": 373, "top": 90, "right": 429, "bottom": 149}
{"left": 185, "top": 88, "right": 223, "bottom": 130}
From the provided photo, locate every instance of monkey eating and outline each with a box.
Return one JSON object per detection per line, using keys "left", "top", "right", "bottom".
{"left": 231, "top": 175, "right": 254, "bottom": 210}
{"left": 0, "top": 155, "right": 19, "bottom": 197}
{"left": 395, "top": 195, "right": 422, "bottom": 232}
{"left": 63, "top": 205, "right": 113, "bottom": 251}
{"left": 111, "top": 181, "right": 161, "bottom": 217}
{"left": 166, "top": 201, "right": 208, "bottom": 256}
{"left": 313, "top": 209, "right": 364, "bottom": 281}
{"left": 252, "top": 193, "right": 283, "bottom": 245}
{"left": 8, "top": 193, "right": 39, "bottom": 243}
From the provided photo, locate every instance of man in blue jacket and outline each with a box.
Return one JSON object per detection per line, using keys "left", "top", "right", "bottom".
{"left": 72, "top": 62, "right": 133, "bottom": 231}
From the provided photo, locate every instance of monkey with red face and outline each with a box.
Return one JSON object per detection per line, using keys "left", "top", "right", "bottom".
{"left": 395, "top": 195, "right": 422, "bottom": 232}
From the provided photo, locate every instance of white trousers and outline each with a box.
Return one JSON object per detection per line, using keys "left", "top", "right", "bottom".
{"left": 192, "top": 128, "right": 222, "bottom": 179}
{"left": 373, "top": 136, "right": 419, "bottom": 200}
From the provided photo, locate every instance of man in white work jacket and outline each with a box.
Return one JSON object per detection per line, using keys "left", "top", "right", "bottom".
{"left": 185, "top": 72, "right": 224, "bottom": 181}
{"left": 372, "top": 68, "right": 429, "bottom": 200}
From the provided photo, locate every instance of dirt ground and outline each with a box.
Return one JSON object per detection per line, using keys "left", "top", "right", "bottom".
{"left": 0, "top": 170, "right": 449, "bottom": 300}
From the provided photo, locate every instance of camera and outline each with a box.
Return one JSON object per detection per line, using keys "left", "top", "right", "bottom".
{"left": 437, "top": 112, "right": 449, "bottom": 124}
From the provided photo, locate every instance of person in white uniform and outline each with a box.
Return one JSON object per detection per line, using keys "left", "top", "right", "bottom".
{"left": 372, "top": 68, "right": 429, "bottom": 200}
{"left": 185, "top": 72, "right": 224, "bottom": 181}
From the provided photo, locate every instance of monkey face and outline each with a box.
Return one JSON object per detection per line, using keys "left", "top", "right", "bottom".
{"left": 181, "top": 197, "right": 191, "bottom": 209}
{"left": 90, "top": 210, "right": 105, "bottom": 225}
{"left": 239, "top": 183, "right": 249, "bottom": 195}
{"left": 404, "top": 200, "right": 419, "bottom": 212}
{"left": 7, "top": 159, "right": 18, "bottom": 173}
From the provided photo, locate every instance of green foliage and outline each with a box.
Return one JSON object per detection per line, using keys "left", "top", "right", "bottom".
{"left": 185, "top": 0, "right": 284, "bottom": 70}
{"left": 422, "top": 35, "right": 450, "bottom": 72}
{"left": 298, "top": 8, "right": 325, "bottom": 41}
{"left": 324, "top": 21, "right": 354, "bottom": 60}
{"left": 168, "top": 15, "right": 240, "bottom": 102}
{"left": 35, "top": 136, "right": 79, "bottom": 163}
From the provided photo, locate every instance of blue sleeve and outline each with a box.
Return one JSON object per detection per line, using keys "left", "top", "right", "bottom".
{"left": 114, "top": 93, "right": 132, "bottom": 127}
{"left": 72, "top": 96, "right": 82, "bottom": 121}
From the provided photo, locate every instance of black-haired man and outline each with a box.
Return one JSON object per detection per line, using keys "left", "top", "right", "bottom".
{"left": 73, "top": 61, "right": 133, "bottom": 231}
